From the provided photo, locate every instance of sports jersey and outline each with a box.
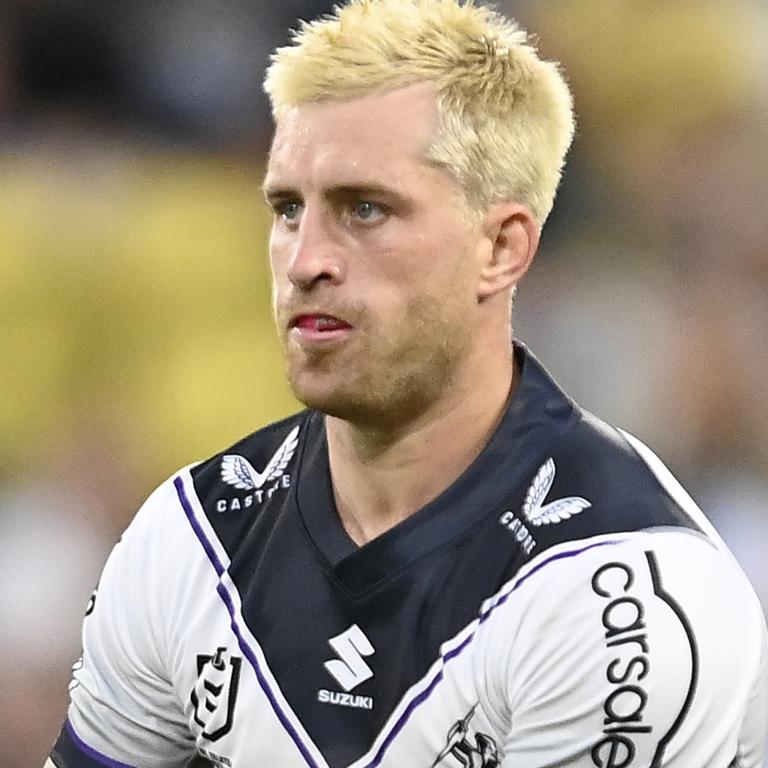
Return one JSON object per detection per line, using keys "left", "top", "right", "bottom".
{"left": 50, "top": 344, "right": 768, "bottom": 768}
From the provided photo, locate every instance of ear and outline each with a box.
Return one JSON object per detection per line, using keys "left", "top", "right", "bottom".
{"left": 476, "top": 203, "right": 539, "bottom": 301}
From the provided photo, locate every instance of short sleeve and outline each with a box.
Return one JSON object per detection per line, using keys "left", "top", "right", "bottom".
{"left": 489, "top": 532, "right": 768, "bottom": 767}
{"left": 50, "top": 478, "right": 196, "bottom": 768}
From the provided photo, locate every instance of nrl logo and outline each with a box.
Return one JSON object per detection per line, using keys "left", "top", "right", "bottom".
{"left": 191, "top": 646, "right": 242, "bottom": 743}
{"left": 522, "top": 458, "right": 591, "bottom": 526}
{"left": 216, "top": 426, "right": 300, "bottom": 513}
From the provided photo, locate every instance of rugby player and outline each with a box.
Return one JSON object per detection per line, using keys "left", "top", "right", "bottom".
{"left": 47, "top": 1, "right": 768, "bottom": 766}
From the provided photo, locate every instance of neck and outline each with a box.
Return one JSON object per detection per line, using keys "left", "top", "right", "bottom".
{"left": 326, "top": 350, "right": 516, "bottom": 545}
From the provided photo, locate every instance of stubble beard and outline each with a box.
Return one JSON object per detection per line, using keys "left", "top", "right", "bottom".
{"left": 281, "top": 292, "right": 472, "bottom": 430}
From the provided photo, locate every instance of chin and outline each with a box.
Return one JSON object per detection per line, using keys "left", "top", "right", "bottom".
{"left": 288, "top": 373, "right": 386, "bottom": 424}
{"left": 290, "top": 372, "right": 436, "bottom": 430}
{"left": 289, "top": 371, "right": 355, "bottom": 414}
{"left": 293, "top": 388, "right": 369, "bottom": 422}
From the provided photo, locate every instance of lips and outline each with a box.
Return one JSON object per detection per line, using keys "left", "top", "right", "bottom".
{"left": 291, "top": 314, "right": 352, "bottom": 332}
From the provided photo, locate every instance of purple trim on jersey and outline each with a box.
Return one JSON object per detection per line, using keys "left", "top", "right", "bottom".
{"left": 361, "top": 538, "right": 622, "bottom": 768}
{"left": 478, "top": 539, "right": 621, "bottom": 624}
{"left": 64, "top": 720, "right": 137, "bottom": 768}
{"left": 173, "top": 476, "right": 324, "bottom": 768}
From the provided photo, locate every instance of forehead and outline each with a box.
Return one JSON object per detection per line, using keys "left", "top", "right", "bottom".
{"left": 265, "top": 83, "right": 441, "bottom": 190}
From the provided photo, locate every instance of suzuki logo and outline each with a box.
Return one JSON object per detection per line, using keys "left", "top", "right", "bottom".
{"left": 323, "top": 624, "right": 375, "bottom": 692}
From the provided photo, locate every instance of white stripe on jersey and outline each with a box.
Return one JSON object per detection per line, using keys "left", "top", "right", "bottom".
{"left": 175, "top": 470, "right": 330, "bottom": 768}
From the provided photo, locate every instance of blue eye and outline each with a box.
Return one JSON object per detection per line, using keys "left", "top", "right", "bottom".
{"left": 353, "top": 201, "right": 384, "bottom": 221}
{"left": 277, "top": 201, "right": 302, "bottom": 221}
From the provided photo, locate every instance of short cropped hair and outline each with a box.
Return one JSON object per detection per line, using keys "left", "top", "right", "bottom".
{"left": 264, "top": 0, "right": 575, "bottom": 225}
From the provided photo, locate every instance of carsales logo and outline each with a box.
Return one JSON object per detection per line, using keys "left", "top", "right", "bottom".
{"left": 590, "top": 561, "right": 652, "bottom": 768}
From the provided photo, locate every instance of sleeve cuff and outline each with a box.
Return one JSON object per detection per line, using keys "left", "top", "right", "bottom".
{"left": 50, "top": 720, "right": 137, "bottom": 768}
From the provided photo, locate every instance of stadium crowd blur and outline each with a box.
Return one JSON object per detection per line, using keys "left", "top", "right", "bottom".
{"left": 1, "top": 1, "right": 766, "bottom": 764}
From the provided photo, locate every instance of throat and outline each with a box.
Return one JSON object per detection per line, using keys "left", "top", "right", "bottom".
{"left": 324, "top": 353, "right": 517, "bottom": 547}
{"left": 327, "top": 405, "right": 511, "bottom": 547}
{"left": 335, "top": 497, "right": 412, "bottom": 547}
{"left": 328, "top": 430, "right": 449, "bottom": 545}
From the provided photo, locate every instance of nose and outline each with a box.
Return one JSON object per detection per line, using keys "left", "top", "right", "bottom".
{"left": 286, "top": 206, "right": 345, "bottom": 290}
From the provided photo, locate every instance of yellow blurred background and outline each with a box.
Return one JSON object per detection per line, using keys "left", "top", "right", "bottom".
{"left": 1, "top": 1, "right": 766, "bottom": 764}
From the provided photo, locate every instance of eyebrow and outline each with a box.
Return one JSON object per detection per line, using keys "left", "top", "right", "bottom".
{"left": 262, "top": 183, "right": 408, "bottom": 206}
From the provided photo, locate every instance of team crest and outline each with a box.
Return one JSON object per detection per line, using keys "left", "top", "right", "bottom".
{"left": 432, "top": 705, "right": 499, "bottom": 768}
{"left": 220, "top": 425, "right": 299, "bottom": 490}
{"left": 191, "top": 647, "right": 242, "bottom": 742}
{"left": 522, "top": 458, "right": 591, "bottom": 526}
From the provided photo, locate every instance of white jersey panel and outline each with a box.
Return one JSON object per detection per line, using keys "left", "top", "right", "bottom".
{"left": 67, "top": 469, "right": 333, "bottom": 768}
{"left": 476, "top": 531, "right": 767, "bottom": 767}
{"left": 67, "top": 476, "right": 197, "bottom": 768}
{"left": 345, "top": 532, "right": 767, "bottom": 768}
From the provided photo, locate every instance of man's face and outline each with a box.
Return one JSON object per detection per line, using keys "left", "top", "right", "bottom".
{"left": 264, "top": 84, "right": 486, "bottom": 427}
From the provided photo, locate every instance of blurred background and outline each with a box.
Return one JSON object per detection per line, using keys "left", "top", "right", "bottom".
{"left": 1, "top": 0, "right": 766, "bottom": 763}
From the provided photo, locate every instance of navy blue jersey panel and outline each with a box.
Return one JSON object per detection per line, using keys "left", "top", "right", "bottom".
{"left": 526, "top": 409, "right": 705, "bottom": 553}
{"left": 190, "top": 411, "right": 310, "bottom": 559}
{"left": 225, "top": 503, "right": 529, "bottom": 766}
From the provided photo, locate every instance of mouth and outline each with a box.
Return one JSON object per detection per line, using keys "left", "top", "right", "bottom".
{"left": 288, "top": 313, "right": 354, "bottom": 345}
{"left": 290, "top": 313, "right": 352, "bottom": 331}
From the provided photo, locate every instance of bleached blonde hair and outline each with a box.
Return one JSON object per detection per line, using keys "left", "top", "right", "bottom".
{"left": 264, "top": 0, "right": 575, "bottom": 224}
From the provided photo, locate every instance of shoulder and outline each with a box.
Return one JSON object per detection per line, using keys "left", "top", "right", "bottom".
{"left": 490, "top": 528, "right": 762, "bottom": 640}
{"left": 105, "top": 410, "right": 312, "bottom": 576}
{"left": 480, "top": 530, "right": 767, "bottom": 764}
{"left": 514, "top": 405, "right": 717, "bottom": 556}
{"left": 187, "top": 410, "right": 311, "bottom": 513}
{"left": 494, "top": 346, "right": 717, "bottom": 562}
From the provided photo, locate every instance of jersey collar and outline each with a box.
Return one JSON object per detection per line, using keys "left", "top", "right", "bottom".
{"left": 294, "top": 342, "right": 577, "bottom": 594}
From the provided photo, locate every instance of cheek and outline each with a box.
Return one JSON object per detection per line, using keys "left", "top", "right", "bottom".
{"left": 268, "top": 250, "right": 290, "bottom": 321}
{"left": 370, "top": 240, "right": 474, "bottom": 326}
{"left": 268, "top": 229, "right": 284, "bottom": 274}
{"left": 268, "top": 236, "right": 292, "bottom": 291}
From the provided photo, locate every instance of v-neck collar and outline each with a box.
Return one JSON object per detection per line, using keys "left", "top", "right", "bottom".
{"left": 294, "top": 343, "right": 577, "bottom": 595}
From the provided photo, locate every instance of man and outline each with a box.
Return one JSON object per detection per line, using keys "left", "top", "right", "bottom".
{"left": 47, "top": 1, "right": 767, "bottom": 766}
